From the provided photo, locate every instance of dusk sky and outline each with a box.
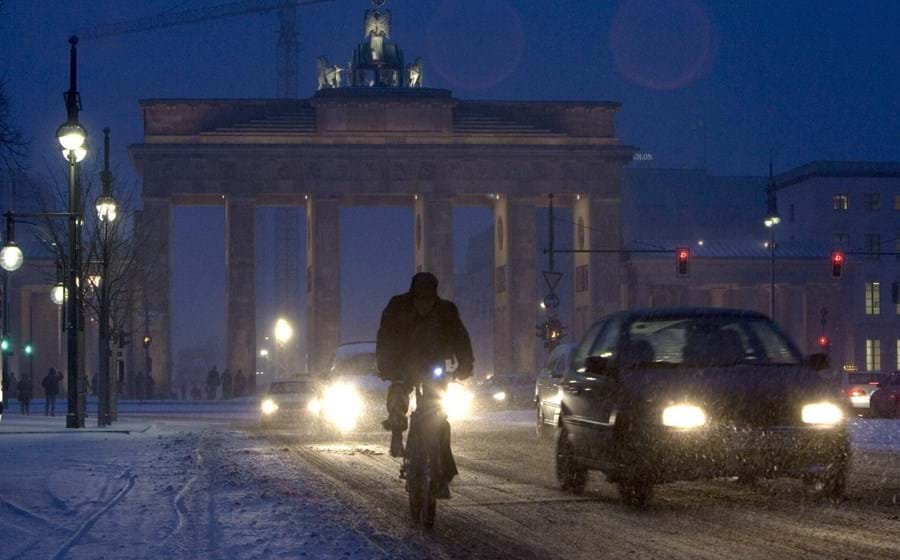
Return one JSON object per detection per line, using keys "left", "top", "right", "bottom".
{"left": 2, "top": 0, "right": 898, "bottom": 367}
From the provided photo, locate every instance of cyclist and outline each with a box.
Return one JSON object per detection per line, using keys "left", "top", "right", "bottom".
{"left": 376, "top": 272, "right": 473, "bottom": 495}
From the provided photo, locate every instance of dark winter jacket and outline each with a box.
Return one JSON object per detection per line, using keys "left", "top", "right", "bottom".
{"left": 16, "top": 378, "right": 32, "bottom": 402}
{"left": 207, "top": 369, "right": 220, "bottom": 387}
{"left": 376, "top": 293, "right": 473, "bottom": 383}
{"left": 42, "top": 370, "right": 61, "bottom": 396}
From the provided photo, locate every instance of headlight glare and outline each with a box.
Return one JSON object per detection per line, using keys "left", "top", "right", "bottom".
{"left": 307, "top": 398, "right": 321, "bottom": 414}
{"left": 442, "top": 382, "right": 474, "bottom": 420}
{"left": 662, "top": 404, "right": 707, "bottom": 429}
{"left": 492, "top": 391, "right": 507, "bottom": 401}
{"left": 322, "top": 383, "right": 363, "bottom": 432}
{"left": 802, "top": 402, "right": 843, "bottom": 425}
{"left": 261, "top": 399, "right": 279, "bottom": 416}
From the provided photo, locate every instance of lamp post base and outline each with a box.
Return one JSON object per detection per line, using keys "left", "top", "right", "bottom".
{"left": 66, "top": 412, "right": 82, "bottom": 429}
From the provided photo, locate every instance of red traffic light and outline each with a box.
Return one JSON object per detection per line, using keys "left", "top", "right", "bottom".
{"left": 831, "top": 251, "right": 844, "bottom": 278}
{"left": 817, "top": 335, "right": 830, "bottom": 348}
{"left": 675, "top": 247, "right": 690, "bottom": 277}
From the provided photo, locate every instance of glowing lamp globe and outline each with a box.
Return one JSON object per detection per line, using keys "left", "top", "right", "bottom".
{"left": 274, "top": 318, "right": 293, "bottom": 343}
{"left": 50, "top": 283, "right": 66, "bottom": 305}
{"left": 96, "top": 195, "right": 118, "bottom": 222}
{"left": 57, "top": 123, "right": 87, "bottom": 151}
{"left": 0, "top": 242, "right": 24, "bottom": 272}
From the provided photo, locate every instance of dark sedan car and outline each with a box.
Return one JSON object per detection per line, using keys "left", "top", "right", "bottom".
{"left": 556, "top": 308, "right": 849, "bottom": 507}
{"left": 479, "top": 373, "right": 535, "bottom": 409}
{"left": 869, "top": 372, "right": 900, "bottom": 418}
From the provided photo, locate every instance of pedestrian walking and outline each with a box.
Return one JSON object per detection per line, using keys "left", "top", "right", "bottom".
{"left": 16, "top": 374, "right": 32, "bottom": 415}
{"left": 42, "top": 368, "right": 62, "bottom": 416}
{"left": 206, "top": 366, "right": 220, "bottom": 400}
{"left": 234, "top": 369, "right": 246, "bottom": 398}
{"left": 222, "top": 368, "right": 233, "bottom": 400}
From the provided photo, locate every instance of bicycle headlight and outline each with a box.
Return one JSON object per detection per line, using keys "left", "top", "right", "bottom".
{"left": 661, "top": 404, "right": 707, "bottom": 429}
{"left": 801, "top": 402, "right": 843, "bottom": 425}
{"left": 322, "top": 383, "right": 363, "bottom": 432}
{"left": 261, "top": 398, "right": 279, "bottom": 416}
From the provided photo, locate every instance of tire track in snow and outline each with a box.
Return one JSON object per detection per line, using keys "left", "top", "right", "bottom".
{"left": 49, "top": 469, "right": 137, "bottom": 560}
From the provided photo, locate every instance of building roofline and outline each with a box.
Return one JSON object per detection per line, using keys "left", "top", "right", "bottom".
{"left": 776, "top": 160, "right": 900, "bottom": 190}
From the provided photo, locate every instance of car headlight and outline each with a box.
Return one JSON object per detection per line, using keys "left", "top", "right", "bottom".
{"left": 661, "top": 404, "right": 707, "bottom": 429}
{"left": 442, "top": 382, "right": 474, "bottom": 420}
{"left": 802, "top": 402, "right": 843, "bottom": 425}
{"left": 492, "top": 391, "right": 507, "bottom": 402}
{"left": 261, "top": 398, "right": 279, "bottom": 416}
{"left": 307, "top": 398, "right": 321, "bottom": 415}
{"left": 322, "top": 383, "right": 363, "bottom": 432}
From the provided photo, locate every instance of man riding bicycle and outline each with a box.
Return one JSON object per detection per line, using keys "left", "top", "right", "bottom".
{"left": 376, "top": 272, "right": 474, "bottom": 497}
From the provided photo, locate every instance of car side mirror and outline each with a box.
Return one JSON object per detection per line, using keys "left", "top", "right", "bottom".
{"left": 805, "top": 353, "right": 830, "bottom": 372}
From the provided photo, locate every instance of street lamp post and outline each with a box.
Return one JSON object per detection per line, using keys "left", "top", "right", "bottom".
{"left": 96, "top": 127, "right": 117, "bottom": 427}
{"left": 60, "top": 36, "right": 87, "bottom": 429}
{"left": 764, "top": 157, "right": 780, "bottom": 320}
{"left": 274, "top": 318, "right": 293, "bottom": 379}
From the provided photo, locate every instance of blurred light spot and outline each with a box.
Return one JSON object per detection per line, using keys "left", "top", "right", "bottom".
{"left": 610, "top": 0, "right": 713, "bottom": 91}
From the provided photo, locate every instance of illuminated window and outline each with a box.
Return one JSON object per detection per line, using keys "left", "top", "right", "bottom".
{"left": 895, "top": 194, "right": 900, "bottom": 210}
{"left": 833, "top": 194, "right": 849, "bottom": 211}
{"left": 864, "top": 193, "right": 880, "bottom": 211}
{"left": 865, "top": 339, "right": 881, "bottom": 372}
{"left": 897, "top": 340, "right": 900, "bottom": 371}
{"left": 865, "top": 282, "right": 880, "bottom": 315}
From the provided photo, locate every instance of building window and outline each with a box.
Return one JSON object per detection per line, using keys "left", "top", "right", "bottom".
{"left": 895, "top": 282, "right": 900, "bottom": 315}
{"left": 895, "top": 194, "right": 900, "bottom": 210}
{"left": 832, "top": 232, "right": 849, "bottom": 246}
{"left": 865, "top": 233, "right": 881, "bottom": 259}
{"left": 897, "top": 340, "right": 900, "bottom": 371}
{"left": 866, "top": 339, "right": 881, "bottom": 372}
{"left": 575, "top": 265, "right": 589, "bottom": 293}
{"left": 864, "top": 192, "right": 881, "bottom": 211}
{"left": 865, "top": 282, "right": 881, "bottom": 315}
{"left": 833, "top": 194, "right": 849, "bottom": 211}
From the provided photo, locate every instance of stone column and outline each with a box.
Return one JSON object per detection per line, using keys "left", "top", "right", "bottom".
{"left": 572, "top": 196, "right": 624, "bottom": 340}
{"left": 414, "top": 196, "right": 453, "bottom": 299}
{"left": 306, "top": 197, "right": 341, "bottom": 375}
{"left": 493, "top": 196, "right": 536, "bottom": 375}
{"left": 275, "top": 207, "right": 302, "bottom": 376}
{"left": 226, "top": 197, "right": 256, "bottom": 381}
{"left": 140, "top": 197, "right": 173, "bottom": 394}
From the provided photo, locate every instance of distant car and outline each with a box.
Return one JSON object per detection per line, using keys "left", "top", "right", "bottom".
{"left": 556, "top": 308, "right": 850, "bottom": 507}
{"left": 840, "top": 372, "right": 889, "bottom": 417}
{"left": 259, "top": 379, "right": 320, "bottom": 427}
{"left": 480, "top": 373, "right": 535, "bottom": 409}
{"left": 869, "top": 373, "right": 900, "bottom": 418}
{"left": 535, "top": 343, "right": 576, "bottom": 438}
{"left": 316, "top": 341, "right": 387, "bottom": 433}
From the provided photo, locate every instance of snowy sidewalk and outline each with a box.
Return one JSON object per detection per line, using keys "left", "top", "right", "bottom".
{"left": 0, "top": 420, "right": 411, "bottom": 559}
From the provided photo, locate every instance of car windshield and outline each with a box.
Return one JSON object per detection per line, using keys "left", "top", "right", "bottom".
{"left": 267, "top": 381, "right": 311, "bottom": 395}
{"left": 331, "top": 343, "right": 378, "bottom": 376}
{"left": 622, "top": 315, "right": 802, "bottom": 368}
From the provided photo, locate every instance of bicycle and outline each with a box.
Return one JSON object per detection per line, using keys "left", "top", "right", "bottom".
{"left": 403, "top": 365, "right": 452, "bottom": 530}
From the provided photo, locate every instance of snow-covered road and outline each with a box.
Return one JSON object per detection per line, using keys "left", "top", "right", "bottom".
{"left": 2, "top": 404, "right": 900, "bottom": 559}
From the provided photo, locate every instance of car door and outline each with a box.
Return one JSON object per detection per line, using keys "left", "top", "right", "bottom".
{"left": 580, "top": 318, "right": 623, "bottom": 460}
{"left": 563, "top": 319, "right": 622, "bottom": 459}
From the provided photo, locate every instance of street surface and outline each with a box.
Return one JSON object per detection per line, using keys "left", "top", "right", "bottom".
{"left": 1, "top": 401, "right": 900, "bottom": 559}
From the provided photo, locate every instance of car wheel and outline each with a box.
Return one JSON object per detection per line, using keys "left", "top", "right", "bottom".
{"left": 618, "top": 478, "right": 654, "bottom": 508}
{"left": 556, "top": 427, "right": 588, "bottom": 495}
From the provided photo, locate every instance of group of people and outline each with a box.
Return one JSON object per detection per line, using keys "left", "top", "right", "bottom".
{"left": 200, "top": 366, "right": 252, "bottom": 400}
{"left": 1, "top": 368, "right": 64, "bottom": 416}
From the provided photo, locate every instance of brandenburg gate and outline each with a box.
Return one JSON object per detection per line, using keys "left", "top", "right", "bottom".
{"left": 129, "top": 3, "right": 635, "bottom": 391}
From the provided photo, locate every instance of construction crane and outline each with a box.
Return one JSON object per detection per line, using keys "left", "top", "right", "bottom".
{"left": 77, "top": 0, "right": 335, "bottom": 97}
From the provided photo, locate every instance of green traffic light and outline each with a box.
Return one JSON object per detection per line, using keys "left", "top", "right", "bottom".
{"left": 0, "top": 338, "right": 9, "bottom": 352}
{"left": 24, "top": 343, "right": 33, "bottom": 356}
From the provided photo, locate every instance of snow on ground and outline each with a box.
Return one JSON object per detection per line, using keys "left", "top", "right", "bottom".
{"left": 0, "top": 410, "right": 415, "bottom": 560}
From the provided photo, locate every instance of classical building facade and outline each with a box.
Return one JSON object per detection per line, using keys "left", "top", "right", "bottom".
{"left": 129, "top": 3, "right": 636, "bottom": 391}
